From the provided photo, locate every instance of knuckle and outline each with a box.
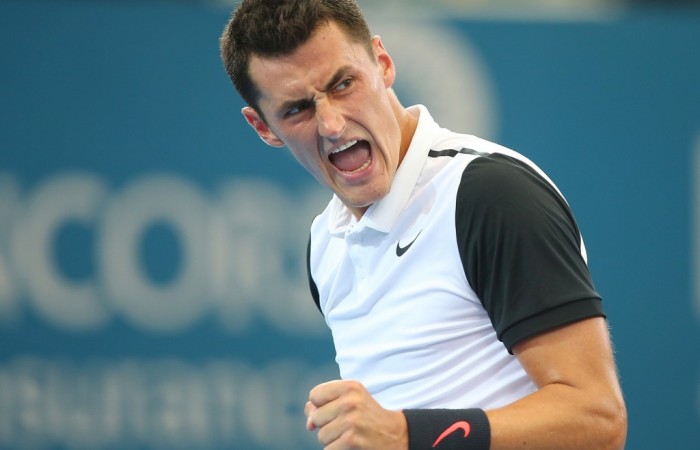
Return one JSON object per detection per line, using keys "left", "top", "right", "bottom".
{"left": 346, "top": 379, "right": 362, "bottom": 390}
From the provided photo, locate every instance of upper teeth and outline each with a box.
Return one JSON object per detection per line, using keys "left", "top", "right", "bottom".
{"left": 332, "top": 140, "right": 358, "bottom": 154}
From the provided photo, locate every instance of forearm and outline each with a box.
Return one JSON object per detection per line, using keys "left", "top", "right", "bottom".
{"left": 403, "top": 383, "right": 625, "bottom": 450}
{"left": 403, "top": 319, "right": 627, "bottom": 450}
{"left": 486, "top": 381, "right": 627, "bottom": 450}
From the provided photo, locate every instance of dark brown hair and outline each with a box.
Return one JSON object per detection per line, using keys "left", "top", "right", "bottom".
{"left": 220, "top": 0, "right": 373, "bottom": 116}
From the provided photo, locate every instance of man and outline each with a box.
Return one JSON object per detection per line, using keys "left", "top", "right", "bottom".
{"left": 219, "top": 1, "right": 627, "bottom": 449}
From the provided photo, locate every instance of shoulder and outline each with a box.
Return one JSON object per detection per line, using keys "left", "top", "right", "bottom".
{"left": 455, "top": 152, "right": 576, "bottom": 236}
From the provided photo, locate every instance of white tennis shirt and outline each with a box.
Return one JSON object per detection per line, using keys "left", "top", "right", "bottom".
{"left": 307, "top": 105, "right": 603, "bottom": 411}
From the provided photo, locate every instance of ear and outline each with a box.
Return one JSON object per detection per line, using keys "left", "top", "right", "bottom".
{"left": 372, "top": 36, "right": 396, "bottom": 89}
{"left": 242, "top": 106, "right": 285, "bottom": 148}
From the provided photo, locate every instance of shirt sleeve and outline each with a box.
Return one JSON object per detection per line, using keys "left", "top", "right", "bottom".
{"left": 307, "top": 234, "right": 322, "bottom": 314}
{"left": 455, "top": 153, "right": 604, "bottom": 353}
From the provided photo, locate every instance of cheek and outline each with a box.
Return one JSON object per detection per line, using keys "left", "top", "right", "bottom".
{"left": 288, "top": 147, "right": 315, "bottom": 170}
{"left": 287, "top": 143, "right": 326, "bottom": 177}
{"left": 281, "top": 127, "right": 320, "bottom": 163}
{"left": 370, "top": 112, "right": 402, "bottom": 149}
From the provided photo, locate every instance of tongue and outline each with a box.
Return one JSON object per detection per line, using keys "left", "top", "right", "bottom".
{"left": 329, "top": 141, "right": 370, "bottom": 172}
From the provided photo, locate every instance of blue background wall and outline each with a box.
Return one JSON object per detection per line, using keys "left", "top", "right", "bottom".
{"left": 1, "top": 1, "right": 699, "bottom": 449}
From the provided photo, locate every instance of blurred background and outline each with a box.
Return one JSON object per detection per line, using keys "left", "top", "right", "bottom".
{"left": 1, "top": 0, "right": 699, "bottom": 449}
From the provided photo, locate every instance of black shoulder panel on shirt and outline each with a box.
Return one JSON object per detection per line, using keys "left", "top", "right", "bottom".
{"left": 454, "top": 153, "right": 603, "bottom": 353}
{"left": 307, "top": 235, "right": 322, "bottom": 315}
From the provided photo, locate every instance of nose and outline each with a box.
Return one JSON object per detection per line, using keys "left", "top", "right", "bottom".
{"left": 315, "top": 100, "right": 345, "bottom": 139}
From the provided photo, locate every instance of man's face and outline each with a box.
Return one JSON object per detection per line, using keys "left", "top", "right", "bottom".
{"left": 243, "top": 21, "right": 410, "bottom": 218}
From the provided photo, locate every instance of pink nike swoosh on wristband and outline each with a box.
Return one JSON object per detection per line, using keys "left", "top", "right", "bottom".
{"left": 432, "top": 421, "right": 471, "bottom": 447}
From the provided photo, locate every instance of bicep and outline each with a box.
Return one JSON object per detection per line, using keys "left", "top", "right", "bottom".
{"left": 513, "top": 317, "right": 620, "bottom": 391}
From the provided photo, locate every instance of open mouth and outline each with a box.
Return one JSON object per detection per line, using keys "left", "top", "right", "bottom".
{"left": 328, "top": 139, "right": 371, "bottom": 173}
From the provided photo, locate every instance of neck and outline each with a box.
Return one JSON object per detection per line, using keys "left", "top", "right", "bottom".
{"left": 396, "top": 105, "right": 419, "bottom": 166}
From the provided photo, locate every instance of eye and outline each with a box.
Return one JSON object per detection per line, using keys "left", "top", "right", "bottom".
{"left": 285, "top": 106, "right": 302, "bottom": 117}
{"left": 283, "top": 100, "right": 313, "bottom": 118}
{"left": 335, "top": 78, "right": 353, "bottom": 92}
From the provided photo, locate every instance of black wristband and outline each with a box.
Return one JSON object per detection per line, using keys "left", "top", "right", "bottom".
{"left": 402, "top": 408, "right": 491, "bottom": 450}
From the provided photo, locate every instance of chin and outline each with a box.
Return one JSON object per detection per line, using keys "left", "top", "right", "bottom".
{"left": 348, "top": 191, "right": 388, "bottom": 210}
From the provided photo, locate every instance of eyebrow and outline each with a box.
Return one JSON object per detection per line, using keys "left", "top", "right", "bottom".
{"left": 277, "top": 65, "right": 353, "bottom": 117}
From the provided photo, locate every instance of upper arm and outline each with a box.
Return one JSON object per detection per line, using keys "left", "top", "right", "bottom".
{"left": 513, "top": 317, "right": 621, "bottom": 392}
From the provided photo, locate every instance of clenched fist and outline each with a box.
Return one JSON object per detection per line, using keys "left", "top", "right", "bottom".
{"left": 305, "top": 380, "right": 408, "bottom": 450}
